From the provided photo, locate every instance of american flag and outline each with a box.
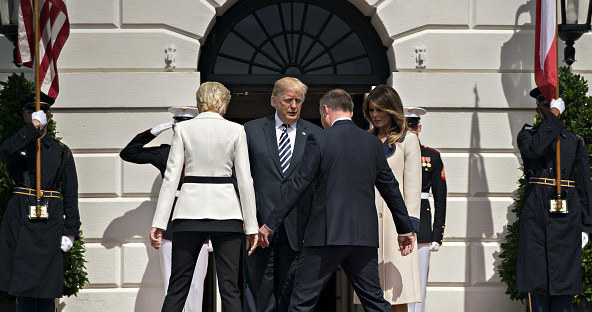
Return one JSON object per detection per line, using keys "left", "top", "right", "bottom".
{"left": 16, "top": 0, "right": 69, "bottom": 99}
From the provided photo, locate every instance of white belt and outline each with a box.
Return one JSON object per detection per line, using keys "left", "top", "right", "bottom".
{"left": 175, "top": 190, "right": 181, "bottom": 198}
{"left": 421, "top": 192, "right": 429, "bottom": 199}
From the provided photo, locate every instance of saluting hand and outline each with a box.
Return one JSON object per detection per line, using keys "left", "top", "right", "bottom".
{"left": 31, "top": 111, "right": 48, "bottom": 130}
{"left": 150, "top": 121, "right": 174, "bottom": 136}
{"left": 150, "top": 227, "right": 163, "bottom": 249}
{"left": 398, "top": 234, "right": 415, "bottom": 256}
{"left": 246, "top": 234, "right": 259, "bottom": 256}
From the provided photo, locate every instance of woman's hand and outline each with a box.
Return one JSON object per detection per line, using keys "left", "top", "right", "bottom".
{"left": 150, "top": 227, "right": 163, "bottom": 249}
{"left": 246, "top": 234, "right": 259, "bottom": 256}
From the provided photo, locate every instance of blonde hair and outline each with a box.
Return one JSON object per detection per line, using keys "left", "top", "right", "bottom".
{"left": 363, "top": 84, "right": 407, "bottom": 148}
{"left": 271, "top": 77, "right": 308, "bottom": 107}
{"left": 196, "top": 81, "right": 231, "bottom": 114}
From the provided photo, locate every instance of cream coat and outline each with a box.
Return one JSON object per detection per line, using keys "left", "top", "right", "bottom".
{"left": 151, "top": 112, "right": 258, "bottom": 235}
{"left": 354, "top": 132, "right": 422, "bottom": 305}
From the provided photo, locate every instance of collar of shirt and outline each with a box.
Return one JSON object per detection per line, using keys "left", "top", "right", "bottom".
{"left": 41, "top": 134, "right": 54, "bottom": 148}
{"left": 331, "top": 117, "right": 352, "bottom": 126}
{"left": 274, "top": 112, "right": 298, "bottom": 130}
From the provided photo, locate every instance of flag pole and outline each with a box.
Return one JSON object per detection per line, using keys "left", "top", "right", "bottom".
{"left": 554, "top": 0, "right": 561, "bottom": 204}
{"left": 34, "top": 0, "right": 41, "bottom": 204}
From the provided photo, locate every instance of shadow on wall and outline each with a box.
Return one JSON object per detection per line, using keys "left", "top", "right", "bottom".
{"left": 101, "top": 177, "right": 165, "bottom": 312}
{"left": 500, "top": 0, "right": 535, "bottom": 148}
{"left": 464, "top": 82, "right": 494, "bottom": 310}
{"left": 485, "top": 1, "right": 535, "bottom": 311}
{"left": 464, "top": 0, "right": 535, "bottom": 299}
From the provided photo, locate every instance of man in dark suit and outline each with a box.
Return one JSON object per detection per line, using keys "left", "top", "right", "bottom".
{"left": 243, "top": 77, "right": 322, "bottom": 312}
{"left": 258, "top": 89, "right": 415, "bottom": 312}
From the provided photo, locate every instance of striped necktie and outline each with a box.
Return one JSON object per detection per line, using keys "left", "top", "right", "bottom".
{"left": 278, "top": 124, "right": 292, "bottom": 173}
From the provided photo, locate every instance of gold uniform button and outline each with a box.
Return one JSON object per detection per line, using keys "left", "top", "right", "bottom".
{"left": 379, "top": 213, "right": 383, "bottom": 218}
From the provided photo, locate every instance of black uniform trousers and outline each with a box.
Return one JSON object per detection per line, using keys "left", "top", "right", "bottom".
{"left": 289, "top": 245, "right": 391, "bottom": 312}
{"left": 531, "top": 294, "right": 572, "bottom": 312}
{"left": 162, "top": 231, "right": 243, "bottom": 312}
{"left": 246, "top": 226, "right": 300, "bottom": 312}
{"left": 16, "top": 297, "right": 55, "bottom": 312}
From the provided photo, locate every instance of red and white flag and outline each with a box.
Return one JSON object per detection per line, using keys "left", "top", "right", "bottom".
{"left": 16, "top": 0, "right": 69, "bottom": 99}
{"left": 535, "top": 0, "right": 558, "bottom": 102}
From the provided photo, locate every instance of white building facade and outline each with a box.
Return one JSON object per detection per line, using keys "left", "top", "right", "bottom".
{"left": 1, "top": 0, "right": 591, "bottom": 311}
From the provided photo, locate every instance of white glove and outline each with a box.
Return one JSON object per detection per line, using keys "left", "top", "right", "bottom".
{"left": 61, "top": 235, "right": 75, "bottom": 252}
{"left": 550, "top": 98, "right": 565, "bottom": 115}
{"left": 429, "top": 242, "right": 440, "bottom": 252}
{"left": 150, "top": 121, "right": 174, "bottom": 136}
{"left": 583, "top": 232, "right": 589, "bottom": 249}
{"left": 31, "top": 111, "right": 48, "bottom": 127}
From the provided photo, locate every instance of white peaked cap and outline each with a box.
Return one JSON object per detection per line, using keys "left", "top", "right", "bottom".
{"left": 403, "top": 106, "right": 427, "bottom": 118}
{"left": 168, "top": 106, "right": 198, "bottom": 118}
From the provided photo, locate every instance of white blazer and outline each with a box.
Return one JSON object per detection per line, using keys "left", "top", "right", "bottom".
{"left": 151, "top": 111, "right": 258, "bottom": 235}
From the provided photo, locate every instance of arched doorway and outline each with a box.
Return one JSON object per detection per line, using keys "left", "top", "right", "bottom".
{"left": 199, "top": 1, "right": 389, "bottom": 311}
{"left": 199, "top": 0, "right": 389, "bottom": 127}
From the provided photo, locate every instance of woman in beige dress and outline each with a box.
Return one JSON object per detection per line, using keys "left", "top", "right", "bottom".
{"left": 356, "top": 84, "right": 422, "bottom": 312}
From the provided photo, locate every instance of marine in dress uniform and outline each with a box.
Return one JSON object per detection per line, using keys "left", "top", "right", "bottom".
{"left": 119, "top": 107, "right": 210, "bottom": 312}
{"left": 516, "top": 88, "right": 592, "bottom": 312}
{"left": 404, "top": 107, "right": 447, "bottom": 312}
{"left": 0, "top": 93, "right": 81, "bottom": 312}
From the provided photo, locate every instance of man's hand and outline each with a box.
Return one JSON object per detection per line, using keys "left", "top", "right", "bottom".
{"left": 150, "top": 227, "right": 163, "bottom": 249}
{"left": 31, "top": 111, "right": 48, "bottom": 130}
{"left": 61, "top": 235, "right": 75, "bottom": 252}
{"left": 550, "top": 98, "right": 565, "bottom": 117}
{"left": 258, "top": 225, "right": 273, "bottom": 248}
{"left": 246, "top": 234, "right": 259, "bottom": 256}
{"left": 429, "top": 241, "right": 441, "bottom": 252}
{"left": 150, "top": 121, "right": 174, "bottom": 136}
{"left": 398, "top": 234, "right": 415, "bottom": 256}
{"left": 583, "top": 232, "right": 589, "bottom": 250}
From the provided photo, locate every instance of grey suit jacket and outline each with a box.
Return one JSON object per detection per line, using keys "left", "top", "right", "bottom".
{"left": 244, "top": 115, "right": 321, "bottom": 251}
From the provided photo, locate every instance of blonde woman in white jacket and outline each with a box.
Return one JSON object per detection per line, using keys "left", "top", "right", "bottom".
{"left": 355, "top": 84, "right": 422, "bottom": 312}
{"left": 150, "top": 82, "right": 258, "bottom": 312}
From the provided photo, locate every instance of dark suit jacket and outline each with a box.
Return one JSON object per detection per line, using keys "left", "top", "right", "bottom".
{"left": 265, "top": 119, "right": 413, "bottom": 248}
{"left": 244, "top": 116, "right": 322, "bottom": 251}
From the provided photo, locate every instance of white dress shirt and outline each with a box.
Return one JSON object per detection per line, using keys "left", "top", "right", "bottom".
{"left": 275, "top": 112, "right": 297, "bottom": 157}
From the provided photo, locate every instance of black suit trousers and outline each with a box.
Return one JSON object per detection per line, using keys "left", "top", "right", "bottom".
{"left": 289, "top": 245, "right": 391, "bottom": 312}
{"left": 245, "top": 226, "right": 300, "bottom": 312}
{"left": 162, "top": 231, "right": 243, "bottom": 312}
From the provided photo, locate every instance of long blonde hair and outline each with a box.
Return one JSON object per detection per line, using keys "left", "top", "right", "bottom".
{"left": 363, "top": 84, "right": 407, "bottom": 148}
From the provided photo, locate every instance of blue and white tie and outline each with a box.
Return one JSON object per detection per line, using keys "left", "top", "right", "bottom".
{"left": 278, "top": 124, "right": 292, "bottom": 173}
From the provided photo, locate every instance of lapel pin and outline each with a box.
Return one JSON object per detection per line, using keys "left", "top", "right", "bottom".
{"left": 302, "top": 131, "right": 306, "bottom": 135}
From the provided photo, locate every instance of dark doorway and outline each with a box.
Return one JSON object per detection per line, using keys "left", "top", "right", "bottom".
{"left": 225, "top": 91, "right": 370, "bottom": 130}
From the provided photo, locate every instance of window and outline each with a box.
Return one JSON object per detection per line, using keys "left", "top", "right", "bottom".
{"left": 200, "top": 0, "right": 389, "bottom": 92}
